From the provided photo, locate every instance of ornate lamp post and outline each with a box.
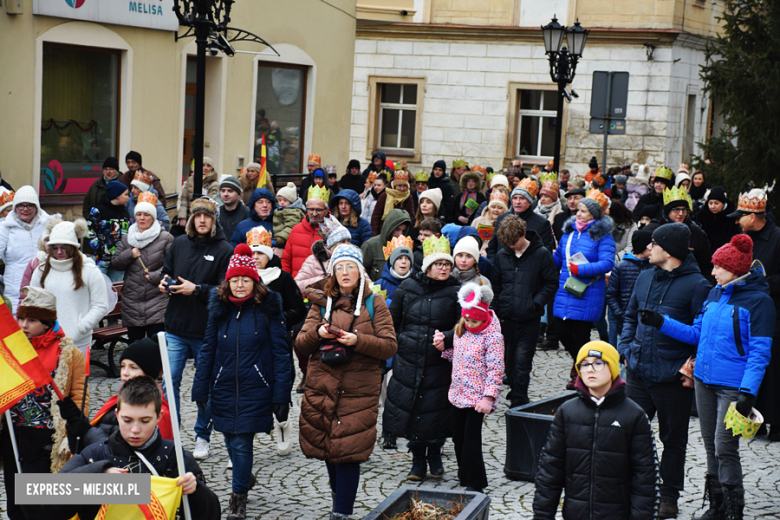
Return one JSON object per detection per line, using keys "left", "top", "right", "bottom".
{"left": 541, "top": 17, "right": 589, "bottom": 173}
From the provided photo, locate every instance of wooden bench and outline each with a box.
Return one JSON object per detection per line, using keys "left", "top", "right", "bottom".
{"left": 90, "top": 281, "right": 128, "bottom": 378}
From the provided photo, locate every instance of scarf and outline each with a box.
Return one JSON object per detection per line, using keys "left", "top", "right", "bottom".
{"left": 13, "top": 211, "right": 39, "bottom": 231}
{"left": 452, "top": 266, "right": 479, "bottom": 284}
{"left": 136, "top": 426, "right": 160, "bottom": 452}
{"left": 228, "top": 294, "right": 253, "bottom": 307}
{"left": 381, "top": 188, "right": 410, "bottom": 220}
{"left": 574, "top": 219, "right": 591, "bottom": 233}
{"left": 31, "top": 324, "right": 66, "bottom": 375}
{"left": 464, "top": 312, "right": 492, "bottom": 334}
{"left": 535, "top": 201, "right": 557, "bottom": 217}
{"left": 48, "top": 256, "right": 75, "bottom": 272}
{"left": 390, "top": 267, "right": 412, "bottom": 281}
{"left": 459, "top": 190, "right": 478, "bottom": 216}
{"left": 127, "top": 221, "right": 162, "bottom": 249}
{"left": 258, "top": 266, "right": 281, "bottom": 285}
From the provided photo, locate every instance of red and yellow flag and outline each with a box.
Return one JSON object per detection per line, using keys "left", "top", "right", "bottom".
{"left": 95, "top": 476, "right": 183, "bottom": 520}
{"left": 258, "top": 134, "right": 268, "bottom": 190}
{"left": 0, "top": 300, "right": 54, "bottom": 414}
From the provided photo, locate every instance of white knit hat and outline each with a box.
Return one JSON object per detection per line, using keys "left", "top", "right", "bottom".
{"left": 134, "top": 202, "right": 157, "bottom": 219}
{"left": 246, "top": 162, "right": 262, "bottom": 172}
{"left": 635, "top": 165, "right": 651, "bottom": 185}
{"left": 324, "top": 244, "right": 366, "bottom": 321}
{"left": 48, "top": 219, "right": 87, "bottom": 248}
{"left": 418, "top": 188, "right": 443, "bottom": 212}
{"left": 453, "top": 236, "right": 480, "bottom": 264}
{"left": 491, "top": 174, "right": 509, "bottom": 189}
{"left": 13, "top": 185, "right": 40, "bottom": 211}
{"left": 675, "top": 173, "right": 691, "bottom": 187}
{"left": 277, "top": 182, "right": 298, "bottom": 203}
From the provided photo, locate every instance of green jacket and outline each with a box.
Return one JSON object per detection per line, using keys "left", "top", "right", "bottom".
{"left": 361, "top": 208, "right": 412, "bottom": 282}
{"left": 272, "top": 198, "right": 306, "bottom": 247}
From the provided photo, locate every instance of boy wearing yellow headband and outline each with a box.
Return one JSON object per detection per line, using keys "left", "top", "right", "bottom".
{"left": 533, "top": 341, "right": 658, "bottom": 519}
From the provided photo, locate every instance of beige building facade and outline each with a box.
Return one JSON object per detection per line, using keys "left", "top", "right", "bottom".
{"left": 351, "top": 0, "right": 726, "bottom": 176}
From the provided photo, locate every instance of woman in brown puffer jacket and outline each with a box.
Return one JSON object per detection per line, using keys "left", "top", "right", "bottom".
{"left": 110, "top": 196, "right": 174, "bottom": 341}
{"left": 295, "top": 244, "right": 397, "bottom": 520}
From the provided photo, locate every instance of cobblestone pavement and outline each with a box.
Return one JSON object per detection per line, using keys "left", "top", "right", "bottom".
{"left": 2, "top": 339, "right": 780, "bottom": 519}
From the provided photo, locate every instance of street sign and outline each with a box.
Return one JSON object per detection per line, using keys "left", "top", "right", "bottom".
{"left": 589, "top": 118, "right": 626, "bottom": 135}
{"left": 590, "top": 71, "right": 629, "bottom": 120}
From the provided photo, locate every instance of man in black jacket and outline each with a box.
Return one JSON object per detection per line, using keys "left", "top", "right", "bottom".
{"left": 486, "top": 184, "right": 555, "bottom": 261}
{"left": 491, "top": 217, "right": 558, "bottom": 407}
{"left": 426, "top": 160, "right": 454, "bottom": 221}
{"left": 552, "top": 188, "right": 585, "bottom": 243}
{"left": 216, "top": 176, "right": 249, "bottom": 240}
{"left": 339, "top": 159, "right": 365, "bottom": 193}
{"left": 159, "top": 196, "right": 232, "bottom": 461}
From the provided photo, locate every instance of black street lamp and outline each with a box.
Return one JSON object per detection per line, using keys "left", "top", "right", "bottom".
{"left": 174, "top": 0, "right": 277, "bottom": 196}
{"left": 541, "top": 17, "right": 589, "bottom": 173}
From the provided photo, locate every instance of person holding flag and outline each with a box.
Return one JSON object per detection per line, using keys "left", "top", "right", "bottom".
{"left": 239, "top": 156, "right": 276, "bottom": 208}
{"left": 0, "top": 286, "right": 87, "bottom": 520}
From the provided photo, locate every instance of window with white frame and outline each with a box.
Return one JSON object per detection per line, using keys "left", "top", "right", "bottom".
{"left": 516, "top": 89, "right": 558, "bottom": 159}
{"left": 379, "top": 83, "right": 418, "bottom": 150}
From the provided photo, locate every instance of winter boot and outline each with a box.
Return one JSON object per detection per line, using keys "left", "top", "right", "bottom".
{"left": 407, "top": 446, "right": 427, "bottom": 481}
{"left": 722, "top": 485, "right": 745, "bottom": 520}
{"left": 536, "top": 323, "right": 547, "bottom": 346}
{"left": 226, "top": 493, "right": 247, "bottom": 520}
{"left": 565, "top": 366, "right": 578, "bottom": 391}
{"left": 427, "top": 444, "right": 444, "bottom": 478}
{"left": 330, "top": 513, "right": 351, "bottom": 520}
{"left": 693, "top": 474, "right": 724, "bottom": 520}
{"left": 658, "top": 499, "right": 678, "bottom": 519}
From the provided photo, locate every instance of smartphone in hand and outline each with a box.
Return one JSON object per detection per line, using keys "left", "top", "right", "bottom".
{"left": 325, "top": 324, "right": 345, "bottom": 338}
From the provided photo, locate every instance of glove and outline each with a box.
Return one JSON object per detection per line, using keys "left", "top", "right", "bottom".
{"left": 569, "top": 263, "right": 579, "bottom": 276}
{"left": 57, "top": 397, "right": 83, "bottom": 421}
{"left": 273, "top": 403, "right": 290, "bottom": 423}
{"left": 65, "top": 417, "right": 93, "bottom": 455}
{"left": 638, "top": 308, "right": 664, "bottom": 330}
{"left": 735, "top": 391, "right": 755, "bottom": 417}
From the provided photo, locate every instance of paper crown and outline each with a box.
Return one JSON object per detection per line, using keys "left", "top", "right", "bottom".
{"left": 530, "top": 165, "right": 541, "bottom": 177}
{"left": 592, "top": 171, "right": 608, "bottom": 187}
{"left": 511, "top": 158, "right": 523, "bottom": 166}
{"left": 736, "top": 188, "right": 767, "bottom": 213}
{"left": 133, "top": 170, "right": 154, "bottom": 187}
{"left": 393, "top": 170, "right": 409, "bottom": 184}
{"left": 317, "top": 214, "right": 342, "bottom": 240}
{"left": 518, "top": 177, "right": 540, "bottom": 199}
{"left": 246, "top": 227, "right": 272, "bottom": 248}
{"left": 452, "top": 159, "right": 466, "bottom": 168}
{"left": 326, "top": 165, "right": 337, "bottom": 174}
{"left": 488, "top": 189, "right": 509, "bottom": 208}
{"left": 383, "top": 235, "right": 414, "bottom": 260}
{"left": 367, "top": 171, "right": 378, "bottom": 183}
{"left": 471, "top": 165, "right": 487, "bottom": 178}
{"left": 485, "top": 171, "right": 494, "bottom": 182}
{"left": 307, "top": 185, "right": 330, "bottom": 203}
{"left": 137, "top": 191, "right": 158, "bottom": 206}
{"left": 423, "top": 234, "right": 450, "bottom": 258}
{"left": 654, "top": 166, "right": 674, "bottom": 182}
{"left": 724, "top": 402, "right": 764, "bottom": 439}
{"left": 395, "top": 161, "right": 407, "bottom": 171}
{"left": 307, "top": 154, "right": 322, "bottom": 165}
{"left": 539, "top": 172, "right": 559, "bottom": 192}
{"left": 369, "top": 282, "right": 388, "bottom": 300}
{"left": 677, "top": 163, "right": 690, "bottom": 175}
{"left": 586, "top": 189, "right": 610, "bottom": 212}
{"left": 663, "top": 186, "right": 692, "bottom": 208}
{"left": 414, "top": 171, "right": 429, "bottom": 183}
{"left": 0, "top": 188, "right": 14, "bottom": 206}
{"left": 546, "top": 159, "right": 555, "bottom": 170}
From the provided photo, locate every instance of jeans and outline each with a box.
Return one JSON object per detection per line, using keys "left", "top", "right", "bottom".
{"left": 163, "top": 332, "right": 212, "bottom": 441}
{"left": 608, "top": 308, "right": 621, "bottom": 348}
{"left": 98, "top": 264, "right": 124, "bottom": 282}
{"left": 451, "top": 406, "right": 487, "bottom": 490}
{"left": 501, "top": 319, "right": 541, "bottom": 408}
{"left": 557, "top": 318, "right": 593, "bottom": 361}
{"left": 325, "top": 462, "right": 361, "bottom": 515}
{"left": 626, "top": 370, "right": 693, "bottom": 502}
{"left": 694, "top": 379, "right": 742, "bottom": 485}
{"left": 223, "top": 432, "right": 255, "bottom": 494}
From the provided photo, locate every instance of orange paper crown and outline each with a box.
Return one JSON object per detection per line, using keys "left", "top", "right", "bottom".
{"left": 0, "top": 189, "right": 14, "bottom": 206}
{"left": 736, "top": 189, "right": 767, "bottom": 213}
{"left": 592, "top": 171, "right": 608, "bottom": 188}
{"left": 488, "top": 189, "right": 509, "bottom": 208}
{"left": 246, "top": 227, "right": 272, "bottom": 248}
{"left": 137, "top": 192, "right": 158, "bottom": 206}
{"left": 383, "top": 235, "right": 414, "bottom": 260}
{"left": 307, "top": 154, "right": 322, "bottom": 166}
{"left": 133, "top": 170, "right": 154, "bottom": 187}
{"left": 530, "top": 165, "right": 541, "bottom": 176}
{"left": 393, "top": 170, "right": 409, "bottom": 184}
{"left": 518, "top": 177, "right": 540, "bottom": 199}
{"left": 586, "top": 188, "right": 610, "bottom": 212}
{"left": 471, "top": 165, "right": 487, "bottom": 177}
{"left": 367, "top": 171, "right": 378, "bottom": 183}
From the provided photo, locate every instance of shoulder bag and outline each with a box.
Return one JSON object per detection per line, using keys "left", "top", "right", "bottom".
{"left": 563, "top": 232, "right": 600, "bottom": 298}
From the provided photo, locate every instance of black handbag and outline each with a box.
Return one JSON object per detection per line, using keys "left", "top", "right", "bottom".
{"left": 319, "top": 313, "right": 356, "bottom": 366}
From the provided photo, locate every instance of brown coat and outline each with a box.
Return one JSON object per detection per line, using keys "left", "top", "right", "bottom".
{"left": 51, "top": 336, "right": 89, "bottom": 472}
{"left": 295, "top": 278, "right": 397, "bottom": 464}
{"left": 240, "top": 172, "right": 275, "bottom": 207}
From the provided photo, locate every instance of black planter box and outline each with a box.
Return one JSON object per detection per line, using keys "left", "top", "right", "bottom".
{"left": 362, "top": 487, "right": 490, "bottom": 520}
{"left": 504, "top": 391, "right": 578, "bottom": 481}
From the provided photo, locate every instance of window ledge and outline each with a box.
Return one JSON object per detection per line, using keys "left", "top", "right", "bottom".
{"left": 378, "top": 149, "right": 415, "bottom": 158}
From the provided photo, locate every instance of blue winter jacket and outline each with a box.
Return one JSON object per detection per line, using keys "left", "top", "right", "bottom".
{"left": 606, "top": 253, "right": 652, "bottom": 324}
{"left": 192, "top": 290, "right": 292, "bottom": 435}
{"left": 618, "top": 253, "right": 712, "bottom": 386}
{"left": 231, "top": 188, "right": 275, "bottom": 246}
{"left": 330, "top": 189, "right": 373, "bottom": 247}
{"left": 553, "top": 216, "right": 616, "bottom": 322}
{"left": 378, "top": 262, "right": 413, "bottom": 301}
{"left": 659, "top": 269, "right": 775, "bottom": 395}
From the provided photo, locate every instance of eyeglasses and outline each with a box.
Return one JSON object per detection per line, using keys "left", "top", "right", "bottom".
{"left": 307, "top": 208, "right": 326, "bottom": 213}
{"left": 16, "top": 204, "right": 35, "bottom": 210}
{"left": 669, "top": 208, "right": 688, "bottom": 214}
{"left": 334, "top": 263, "right": 357, "bottom": 273}
{"left": 578, "top": 360, "right": 607, "bottom": 372}
{"left": 432, "top": 261, "right": 452, "bottom": 269}
{"left": 49, "top": 245, "right": 69, "bottom": 253}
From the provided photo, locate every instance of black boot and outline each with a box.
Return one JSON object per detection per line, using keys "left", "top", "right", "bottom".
{"left": 427, "top": 444, "right": 444, "bottom": 478}
{"left": 694, "top": 474, "right": 724, "bottom": 520}
{"left": 226, "top": 493, "right": 247, "bottom": 520}
{"left": 722, "top": 485, "right": 744, "bottom": 520}
{"left": 407, "top": 446, "right": 427, "bottom": 481}
{"left": 536, "top": 323, "right": 547, "bottom": 346}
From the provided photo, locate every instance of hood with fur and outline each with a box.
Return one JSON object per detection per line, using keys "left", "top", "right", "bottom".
{"left": 312, "top": 239, "right": 330, "bottom": 262}
{"left": 459, "top": 171, "right": 483, "bottom": 193}
{"left": 563, "top": 214, "right": 616, "bottom": 242}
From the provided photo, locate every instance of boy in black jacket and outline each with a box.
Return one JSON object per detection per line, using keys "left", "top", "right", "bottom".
{"left": 52, "top": 376, "right": 220, "bottom": 520}
{"left": 533, "top": 341, "right": 658, "bottom": 520}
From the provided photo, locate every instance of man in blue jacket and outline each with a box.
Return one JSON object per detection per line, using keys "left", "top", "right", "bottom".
{"left": 618, "top": 223, "right": 711, "bottom": 519}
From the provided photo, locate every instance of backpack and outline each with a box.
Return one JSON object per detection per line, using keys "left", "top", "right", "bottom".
{"left": 320, "top": 293, "right": 375, "bottom": 321}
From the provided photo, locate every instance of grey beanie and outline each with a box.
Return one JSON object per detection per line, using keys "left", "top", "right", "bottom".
{"left": 615, "top": 174, "right": 628, "bottom": 185}
{"left": 389, "top": 246, "right": 413, "bottom": 269}
{"left": 511, "top": 185, "right": 533, "bottom": 205}
{"left": 579, "top": 197, "right": 603, "bottom": 219}
{"left": 652, "top": 223, "right": 690, "bottom": 261}
{"left": 220, "top": 176, "right": 243, "bottom": 195}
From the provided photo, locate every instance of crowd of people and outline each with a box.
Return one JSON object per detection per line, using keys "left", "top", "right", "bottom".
{"left": 0, "top": 151, "right": 776, "bottom": 520}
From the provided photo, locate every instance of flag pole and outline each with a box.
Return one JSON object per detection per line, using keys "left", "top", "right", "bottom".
{"left": 156, "top": 332, "right": 192, "bottom": 520}
{"left": 4, "top": 410, "right": 22, "bottom": 473}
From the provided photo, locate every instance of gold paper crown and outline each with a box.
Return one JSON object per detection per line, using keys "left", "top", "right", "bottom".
{"left": 367, "top": 171, "right": 378, "bottom": 183}
{"left": 307, "top": 154, "right": 322, "bottom": 165}
{"left": 471, "top": 165, "right": 487, "bottom": 177}
{"left": 393, "top": 170, "right": 409, "bottom": 184}
{"left": 539, "top": 172, "right": 559, "bottom": 192}
{"left": 246, "top": 227, "right": 272, "bottom": 248}
{"left": 736, "top": 189, "right": 767, "bottom": 213}
{"left": 486, "top": 171, "right": 494, "bottom": 182}
{"left": 452, "top": 159, "right": 466, "bottom": 168}
{"left": 724, "top": 402, "right": 763, "bottom": 439}
{"left": 654, "top": 166, "right": 674, "bottom": 181}
{"left": 383, "top": 235, "right": 414, "bottom": 260}
{"left": 586, "top": 189, "right": 610, "bottom": 212}
{"left": 133, "top": 170, "right": 154, "bottom": 186}
{"left": 414, "top": 171, "right": 429, "bottom": 183}
{"left": 663, "top": 186, "right": 692, "bottom": 208}
{"left": 307, "top": 185, "right": 330, "bottom": 202}
{"left": 137, "top": 191, "right": 158, "bottom": 206}
{"left": 370, "top": 283, "right": 388, "bottom": 300}
{"left": 489, "top": 189, "right": 509, "bottom": 208}
{"left": 395, "top": 161, "right": 407, "bottom": 171}
{"left": 518, "top": 177, "right": 540, "bottom": 199}
{"left": 0, "top": 189, "right": 15, "bottom": 206}
{"left": 423, "top": 234, "right": 450, "bottom": 258}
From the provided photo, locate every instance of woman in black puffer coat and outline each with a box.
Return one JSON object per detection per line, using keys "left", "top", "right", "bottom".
{"left": 383, "top": 238, "right": 461, "bottom": 482}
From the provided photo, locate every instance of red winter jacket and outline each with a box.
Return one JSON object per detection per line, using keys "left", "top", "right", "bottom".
{"left": 282, "top": 217, "right": 321, "bottom": 278}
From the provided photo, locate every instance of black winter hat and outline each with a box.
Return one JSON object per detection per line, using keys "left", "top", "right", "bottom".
{"left": 120, "top": 338, "right": 163, "bottom": 379}
{"left": 125, "top": 151, "right": 142, "bottom": 166}
{"left": 632, "top": 230, "right": 653, "bottom": 255}
{"left": 589, "top": 156, "right": 599, "bottom": 169}
{"left": 347, "top": 159, "right": 360, "bottom": 171}
{"left": 707, "top": 186, "right": 727, "bottom": 204}
{"left": 432, "top": 160, "right": 447, "bottom": 174}
{"left": 103, "top": 157, "right": 119, "bottom": 171}
{"left": 640, "top": 204, "right": 660, "bottom": 220}
{"left": 652, "top": 223, "right": 690, "bottom": 261}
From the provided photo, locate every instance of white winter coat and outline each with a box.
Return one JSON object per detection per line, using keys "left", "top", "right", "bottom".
{"left": 30, "top": 255, "right": 109, "bottom": 347}
{"left": 0, "top": 210, "right": 56, "bottom": 314}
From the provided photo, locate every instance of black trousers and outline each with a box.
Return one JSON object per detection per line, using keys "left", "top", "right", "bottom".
{"left": 557, "top": 318, "right": 593, "bottom": 361}
{"left": 450, "top": 406, "right": 487, "bottom": 490}
{"left": 1, "top": 424, "right": 55, "bottom": 520}
{"left": 502, "top": 319, "right": 541, "bottom": 408}
{"left": 126, "top": 323, "right": 165, "bottom": 342}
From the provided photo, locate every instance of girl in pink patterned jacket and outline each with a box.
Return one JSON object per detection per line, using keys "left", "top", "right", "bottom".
{"left": 434, "top": 282, "right": 504, "bottom": 493}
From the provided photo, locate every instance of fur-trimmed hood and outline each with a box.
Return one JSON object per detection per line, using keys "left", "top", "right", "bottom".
{"left": 207, "top": 287, "right": 283, "bottom": 323}
{"left": 185, "top": 213, "right": 225, "bottom": 240}
{"left": 312, "top": 239, "right": 330, "bottom": 262}
{"left": 562, "top": 214, "right": 615, "bottom": 242}
{"left": 459, "top": 171, "right": 483, "bottom": 193}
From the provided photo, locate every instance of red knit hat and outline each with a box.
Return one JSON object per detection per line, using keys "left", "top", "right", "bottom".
{"left": 712, "top": 234, "right": 753, "bottom": 277}
{"left": 226, "top": 243, "right": 260, "bottom": 283}
{"left": 458, "top": 283, "right": 493, "bottom": 332}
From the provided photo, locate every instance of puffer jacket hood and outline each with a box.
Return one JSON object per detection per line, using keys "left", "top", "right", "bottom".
{"left": 562, "top": 214, "right": 616, "bottom": 242}
{"left": 459, "top": 171, "right": 482, "bottom": 193}
{"left": 249, "top": 188, "right": 276, "bottom": 221}
{"left": 606, "top": 252, "right": 652, "bottom": 322}
{"left": 379, "top": 208, "right": 412, "bottom": 244}
{"left": 330, "top": 189, "right": 363, "bottom": 217}
{"left": 288, "top": 197, "right": 306, "bottom": 212}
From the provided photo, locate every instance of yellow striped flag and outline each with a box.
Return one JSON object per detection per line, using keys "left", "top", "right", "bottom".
{"left": 95, "top": 476, "right": 183, "bottom": 520}
{"left": 258, "top": 134, "right": 268, "bottom": 190}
